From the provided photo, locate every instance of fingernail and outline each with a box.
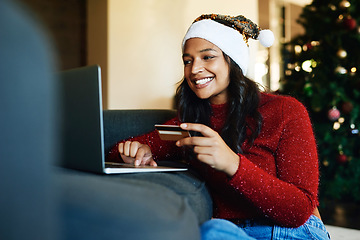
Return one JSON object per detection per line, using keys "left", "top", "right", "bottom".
{"left": 180, "top": 123, "right": 187, "bottom": 128}
{"left": 176, "top": 141, "right": 180, "bottom": 146}
{"left": 134, "top": 160, "right": 140, "bottom": 166}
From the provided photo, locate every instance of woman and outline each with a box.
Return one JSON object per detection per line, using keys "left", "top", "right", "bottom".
{"left": 107, "top": 14, "right": 330, "bottom": 239}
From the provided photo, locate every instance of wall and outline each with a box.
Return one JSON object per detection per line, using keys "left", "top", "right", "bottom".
{"left": 20, "top": 0, "right": 87, "bottom": 70}
{"left": 89, "top": 0, "right": 258, "bottom": 109}
{"left": 87, "top": 0, "right": 108, "bottom": 108}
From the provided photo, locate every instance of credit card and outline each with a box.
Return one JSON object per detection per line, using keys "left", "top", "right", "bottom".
{"left": 155, "top": 124, "right": 191, "bottom": 141}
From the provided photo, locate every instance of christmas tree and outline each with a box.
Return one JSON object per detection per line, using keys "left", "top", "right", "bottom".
{"left": 280, "top": 0, "right": 360, "bottom": 204}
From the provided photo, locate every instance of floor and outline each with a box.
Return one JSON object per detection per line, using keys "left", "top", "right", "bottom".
{"left": 320, "top": 200, "right": 360, "bottom": 239}
{"left": 325, "top": 225, "right": 360, "bottom": 240}
{"left": 320, "top": 200, "right": 360, "bottom": 230}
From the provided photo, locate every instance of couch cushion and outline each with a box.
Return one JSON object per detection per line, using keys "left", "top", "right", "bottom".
{"left": 114, "top": 169, "right": 213, "bottom": 225}
{"left": 103, "top": 109, "right": 176, "bottom": 151}
{"left": 56, "top": 168, "right": 201, "bottom": 240}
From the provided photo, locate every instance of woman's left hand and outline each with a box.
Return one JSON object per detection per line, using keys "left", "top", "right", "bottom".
{"left": 176, "top": 123, "right": 240, "bottom": 176}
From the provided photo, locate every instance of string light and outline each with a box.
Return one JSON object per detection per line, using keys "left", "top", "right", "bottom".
{"left": 294, "top": 45, "right": 302, "bottom": 54}
{"left": 301, "top": 59, "right": 317, "bottom": 72}
{"left": 333, "top": 122, "right": 341, "bottom": 130}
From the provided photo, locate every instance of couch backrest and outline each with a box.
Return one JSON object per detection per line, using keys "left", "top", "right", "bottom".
{"left": 103, "top": 109, "right": 176, "bottom": 151}
{"left": 1, "top": 1, "right": 59, "bottom": 239}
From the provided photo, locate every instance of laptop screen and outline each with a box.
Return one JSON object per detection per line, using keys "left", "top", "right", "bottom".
{"left": 58, "top": 65, "right": 105, "bottom": 173}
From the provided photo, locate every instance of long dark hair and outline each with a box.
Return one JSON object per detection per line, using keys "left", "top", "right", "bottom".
{"left": 175, "top": 54, "right": 263, "bottom": 154}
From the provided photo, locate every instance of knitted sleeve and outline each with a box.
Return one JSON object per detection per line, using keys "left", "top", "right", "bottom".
{"left": 229, "top": 96, "right": 319, "bottom": 227}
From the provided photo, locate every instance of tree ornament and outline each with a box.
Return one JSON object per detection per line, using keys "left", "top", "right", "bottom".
{"left": 339, "top": 0, "right": 351, "bottom": 9}
{"left": 336, "top": 145, "right": 348, "bottom": 164}
{"left": 337, "top": 153, "right": 348, "bottom": 164}
{"left": 343, "top": 17, "right": 357, "bottom": 30}
{"left": 303, "top": 42, "right": 312, "bottom": 51}
{"left": 328, "top": 107, "right": 340, "bottom": 121}
{"left": 337, "top": 49, "right": 347, "bottom": 58}
{"left": 341, "top": 101, "right": 353, "bottom": 114}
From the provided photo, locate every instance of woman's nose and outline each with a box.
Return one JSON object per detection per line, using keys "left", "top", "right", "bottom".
{"left": 191, "top": 59, "right": 204, "bottom": 74}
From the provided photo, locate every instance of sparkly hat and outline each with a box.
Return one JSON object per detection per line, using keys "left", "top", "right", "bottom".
{"left": 182, "top": 14, "right": 274, "bottom": 75}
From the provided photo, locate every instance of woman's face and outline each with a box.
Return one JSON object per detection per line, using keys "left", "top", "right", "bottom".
{"left": 183, "top": 38, "right": 230, "bottom": 105}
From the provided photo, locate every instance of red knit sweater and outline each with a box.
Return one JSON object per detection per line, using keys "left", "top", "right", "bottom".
{"left": 107, "top": 93, "right": 319, "bottom": 228}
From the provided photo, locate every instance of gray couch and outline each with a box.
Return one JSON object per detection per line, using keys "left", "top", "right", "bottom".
{"left": 103, "top": 109, "right": 213, "bottom": 222}
{"left": 57, "top": 66, "right": 213, "bottom": 239}
{"left": 55, "top": 109, "right": 213, "bottom": 240}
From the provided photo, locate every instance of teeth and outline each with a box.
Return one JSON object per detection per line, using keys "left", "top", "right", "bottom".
{"left": 195, "top": 77, "right": 213, "bottom": 85}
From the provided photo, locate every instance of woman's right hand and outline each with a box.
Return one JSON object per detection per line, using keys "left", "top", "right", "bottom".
{"left": 118, "top": 141, "right": 157, "bottom": 166}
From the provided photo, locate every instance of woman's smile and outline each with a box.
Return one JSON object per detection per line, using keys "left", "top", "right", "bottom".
{"left": 194, "top": 77, "right": 214, "bottom": 88}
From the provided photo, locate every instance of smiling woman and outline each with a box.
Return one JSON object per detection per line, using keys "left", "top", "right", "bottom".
{"left": 107, "top": 13, "right": 330, "bottom": 240}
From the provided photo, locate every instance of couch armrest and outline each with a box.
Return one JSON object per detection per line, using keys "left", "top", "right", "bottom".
{"left": 103, "top": 109, "right": 176, "bottom": 151}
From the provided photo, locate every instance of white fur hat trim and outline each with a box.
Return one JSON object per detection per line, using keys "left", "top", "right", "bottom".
{"left": 182, "top": 19, "right": 249, "bottom": 75}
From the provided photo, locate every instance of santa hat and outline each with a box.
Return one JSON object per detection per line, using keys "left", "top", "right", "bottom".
{"left": 182, "top": 14, "right": 274, "bottom": 76}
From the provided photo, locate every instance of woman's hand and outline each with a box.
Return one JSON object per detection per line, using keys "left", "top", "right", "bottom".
{"left": 176, "top": 123, "right": 239, "bottom": 176}
{"left": 118, "top": 141, "right": 157, "bottom": 166}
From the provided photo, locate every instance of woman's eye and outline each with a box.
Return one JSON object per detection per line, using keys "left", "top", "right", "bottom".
{"left": 183, "top": 60, "right": 191, "bottom": 65}
{"left": 203, "top": 56, "right": 214, "bottom": 60}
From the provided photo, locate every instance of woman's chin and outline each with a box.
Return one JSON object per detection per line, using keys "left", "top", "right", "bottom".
{"left": 194, "top": 92, "right": 211, "bottom": 100}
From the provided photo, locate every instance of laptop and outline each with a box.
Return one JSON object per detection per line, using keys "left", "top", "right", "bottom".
{"left": 59, "top": 65, "right": 187, "bottom": 174}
